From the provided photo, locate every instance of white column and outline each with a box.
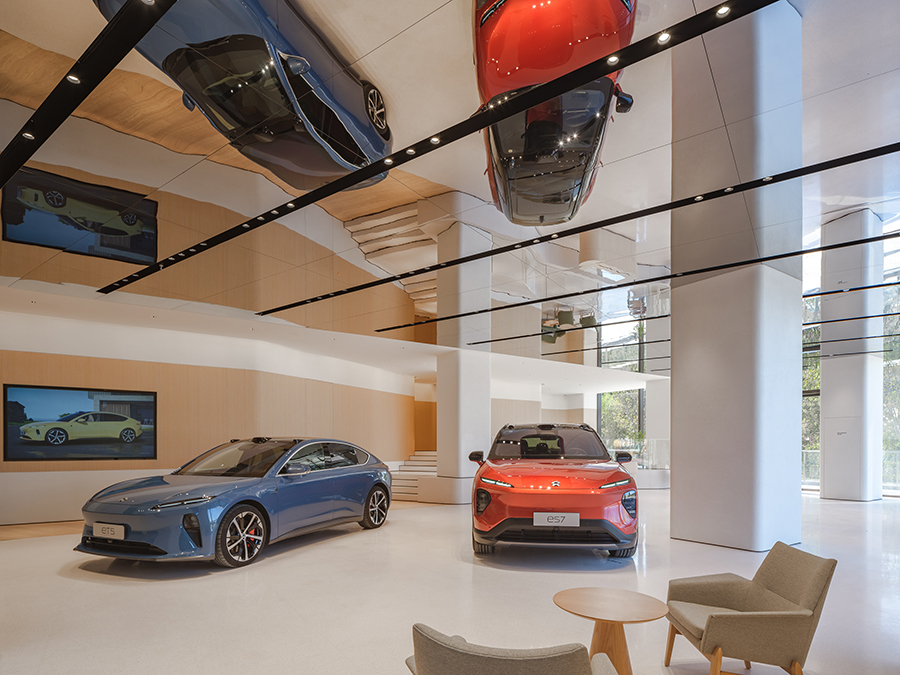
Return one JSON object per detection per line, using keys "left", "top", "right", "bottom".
{"left": 669, "top": 0, "right": 803, "bottom": 550}
{"left": 420, "top": 222, "right": 493, "bottom": 503}
{"left": 819, "top": 209, "right": 884, "bottom": 501}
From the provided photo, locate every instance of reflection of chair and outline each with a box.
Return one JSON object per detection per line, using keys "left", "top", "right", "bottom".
{"left": 405, "top": 623, "right": 616, "bottom": 675}
{"left": 664, "top": 542, "right": 837, "bottom": 675}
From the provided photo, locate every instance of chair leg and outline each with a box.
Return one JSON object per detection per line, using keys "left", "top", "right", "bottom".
{"left": 709, "top": 647, "right": 723, "bottom": 675}
{"left": 744, "top": 661, "right": 751, "bottom": 669}
{"left": 788, "top": 662, "right": 803, "bottom": 675}
{"left": 664, "top": 623, "right": 678, "bottom": 666}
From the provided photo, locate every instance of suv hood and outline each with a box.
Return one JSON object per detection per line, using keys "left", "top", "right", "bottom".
{"left": 483, "top": 459, "right": 630, "bottom": 490}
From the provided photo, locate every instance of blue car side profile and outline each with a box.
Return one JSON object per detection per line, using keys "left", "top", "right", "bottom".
{"left": 76, "top": 437, "right": 392, "bottom": 567}
{"left": 92, "top": 0, "right": 391, "bottom": 191}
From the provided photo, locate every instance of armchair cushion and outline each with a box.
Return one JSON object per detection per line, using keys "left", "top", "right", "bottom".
{"left": 667, "top": 601, "right": 740, "bottom": 639}
{"left": 406, "top": 623, "right": 598, "bottom": 675}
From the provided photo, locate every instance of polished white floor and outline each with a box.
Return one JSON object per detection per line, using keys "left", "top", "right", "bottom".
{"left": 0, "top": 492, "right": 897, "bottom": 675}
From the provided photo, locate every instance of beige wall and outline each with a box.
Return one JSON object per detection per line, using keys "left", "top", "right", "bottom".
{"left": 541, "top": 408, "right": 597, "bottom": 426}
{"left": 491, "top": 398, "right": 542, "bottom": 437}
{"left": 1, "top": 350, "right": 415, "bottom": 473}
{"left": 414, "top": 401, "right": 437, "bottom": 452}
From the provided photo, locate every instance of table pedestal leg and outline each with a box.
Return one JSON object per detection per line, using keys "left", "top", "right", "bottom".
{"left": 589, "top": 620, "right": 632, "bottom": 675}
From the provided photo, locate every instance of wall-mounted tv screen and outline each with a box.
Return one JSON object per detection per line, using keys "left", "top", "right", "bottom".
{"left": 1, "top": 166, "right": 158, "bottom": 265}
{"left": 4, "top": 385, "right": 157, "bottom": 461}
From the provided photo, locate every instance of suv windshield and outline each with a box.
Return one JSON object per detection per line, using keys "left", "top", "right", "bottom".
{"left": 488, "top": 427, "right": 610, "bottom": 461}
{"left": 163, "top": 35, "right": 293, "bottom": 135}
{"left": 175, "top": 439, "right": 297, "bottom": 478}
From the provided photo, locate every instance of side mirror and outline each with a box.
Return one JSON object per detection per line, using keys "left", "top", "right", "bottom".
{"left": 77, "top": 419, "right": 88, "bottom": 424}
{"left": 615, "top": 90, "right": 633, "bottom": 114}
{"left": 284, "top": 463, "right": 311, "bottom": 476}
{"left": 468, "top": 451, "right": 484, "bottom": 464}
{"left": 182, "top": 92, "right": 195, "bottom": 112}
{"left": 615, "top": 451, "right": 632, "bottom": 464}
{"left": 285, "top": 56, "right": 311, "bottom": 76}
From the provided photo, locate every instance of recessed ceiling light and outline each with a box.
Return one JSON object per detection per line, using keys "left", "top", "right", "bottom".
{"left": 551, "top": 233, "right": 558, "bottom": 238}
{"left": 694, "top": 196, "right": 704, "bottom": 201}
{"left": 66, "top": 74, "right": 81, "bottom": 84}
{"left": 406, "top": 148, "right": 415, "bottom": 155}
{"left": 384, "top": 158, "right": 393, "bottom": 165}
{"left": 515, "top": 244, "right": 522, "bottom": 248}
{"left": 178, "top": 252, "right": 185, "bottom": 256}
{"left": 270, "top": 210, "right": 278, "bottom": 215}
{"left": 533, "top": 239, "right": 540, "bottom": 243}
{"left": 256, "top": 216, "right": 264, "bottom": 220}
{"left": 724, "top": 187, "right": 734, "bottom": 193}
{"left": 762, "top": 176, "right": 773, "bottom": 182}
{"left": 21, "top": 131, "right": 35, "bottom": 140}
{"left": 716, "top": 6, "right": 730, "bottom": 17}
{"left": 132, "top": 274, "right": 139, "bottom": 277}
{"left": 141, "top": 0, "right": 155, "bottom": 5}
{"left": 430, "top": 137, "right": 440, "bottom": 145}
{"left": 658, "top": 32, "right": 671, "bottom": 44}
{"left": 287, "top": 202, "right": 295, "bottom": 208}
{"left": 189, "top": 248, "right": 196, "bottom": 252}
{"left": 607, "top": 56, "right": 619, "bottom": 65}
{"left": 168, "top": 257, "right": 175, "bottom": 261}
{"left": 200, "top": 242, "right": 208, "bottom": 246}
{"left": 243, "top": 224, "right": 250, "bottom": 228}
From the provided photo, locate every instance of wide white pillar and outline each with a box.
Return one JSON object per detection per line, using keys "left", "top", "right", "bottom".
{"left": 819, "top": 209, "right": 883, "bottom": 501}
{"left": 420, "top": 223, "right": 493, "bottom": 503}
{"left": 669, "top": 0, "right": 803, "bottom": 550}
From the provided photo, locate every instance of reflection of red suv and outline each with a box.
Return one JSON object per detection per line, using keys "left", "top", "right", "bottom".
{"left": 470, "top": 423, "right": 638, "bottom": 557}
{"left": 474, "top": 0, "right": 637, "bottom": 225}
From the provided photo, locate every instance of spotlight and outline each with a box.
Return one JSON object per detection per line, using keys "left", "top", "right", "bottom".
{"left": 694, "top": 196, "right": 704, "bottom": 201}
{"left": 716, "top": 6, "right": 730, "bottom": 17}
{"left": 658, "top": 32, "right": 671, "bottom": 44}
{"left": 384, "top": 158, "right": 393, "bottom": 165}
{"left": 607, "top": 56, "right": 619, "bottom": 65}
{"left": 406, "top": 148, "right": 416, "bottom": 155}
{"left": 430, "top": 137, "right": 440, "bottom": 145}
{"left": 66, "top": 74, "right": 81, "bottom": 84}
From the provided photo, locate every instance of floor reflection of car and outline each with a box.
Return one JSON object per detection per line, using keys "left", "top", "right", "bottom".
{"left": 470, "top": 423, "right": 638, "bottom": 557}
{"left": 75, "top": 437, "right": 392, "bottom": 567}
{"left": 10, "top": 185, "right": 143, "bottom": 236}
{"left": 92, "top": 0, "right": 392, "bottom": 191}
{"left": 475, "top": 0, "right": 637, "bottom": 225}
{"left": 19, "top": 412, "right": 144, "bottom": 445}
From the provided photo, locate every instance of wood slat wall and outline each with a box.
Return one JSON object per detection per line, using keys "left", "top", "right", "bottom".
{"left": 1, "top": 350, "right": 415, "bottom": 473}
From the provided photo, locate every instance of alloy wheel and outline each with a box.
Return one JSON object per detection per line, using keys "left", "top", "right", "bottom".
{"left": 366, "top": 88, "right": 387, "bottom": 132}
{"left": 225, "top": 510, "right": 265, "bottom": 563}
{"left": 367, "top": 489, "right": 388, "bottom": 526}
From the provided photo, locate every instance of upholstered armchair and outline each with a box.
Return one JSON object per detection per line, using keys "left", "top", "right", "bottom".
{"left": 406, "top": 623, "right": 618, "bottom": 675}
{"left": 664, "top": 541, "right": 837, "bottom": 675}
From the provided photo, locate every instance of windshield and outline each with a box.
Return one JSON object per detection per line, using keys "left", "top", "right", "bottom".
{"left": 488, "top": 427, "right": 610, "bottom": 461}
{"left": 163, "top": 35, "right": 293, "bottom": 135}
{"left": 58, "top": 412, "right": 87, "bottom": 422}
{"left": 175, "top": 439, "right": 297, "bottom": 478}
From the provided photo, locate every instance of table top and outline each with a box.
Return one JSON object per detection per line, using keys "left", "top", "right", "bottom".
{"left": 553, "top": 587, "right": 668, "bottom": 624}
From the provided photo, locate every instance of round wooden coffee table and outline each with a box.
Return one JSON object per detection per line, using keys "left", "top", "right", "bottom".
{"left": 553, "top": 587, "right": 668, "bottom": 675}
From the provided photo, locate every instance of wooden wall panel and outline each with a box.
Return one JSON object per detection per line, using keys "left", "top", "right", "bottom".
{"left": 414, "top": 401, "right": 437, "bottom": 452}
{"left": 491, "top": 399, "right": 542, "bottom": 437}
{"left": 1, "top": 351, "right": 414, "bottom": 472}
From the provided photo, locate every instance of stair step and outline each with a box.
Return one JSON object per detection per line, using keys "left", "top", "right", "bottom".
{"left": 391, "top": 488, "right": 418, "bottom": 497}
{"left": 413, "top": 451, "right": 437, "bottom": 457}
{"left": 392, "top": 478, "right": 419, "bottom": 487}
{"left": 392, "top": 493, "right": 419, "bottom": 502}
{"left": 398, "top": 466, "right": 437, "bottom": 474}
{"left": 404, "top": 458, "right": 436, "bottom": 466}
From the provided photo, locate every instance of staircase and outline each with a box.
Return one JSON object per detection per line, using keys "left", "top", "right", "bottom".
{"left": 390, "top": 450, "right": 437, "bottom": 501}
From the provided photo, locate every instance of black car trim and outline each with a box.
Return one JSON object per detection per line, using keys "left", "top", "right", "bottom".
{"left": 474, "top": 518, "right": 635, "bottom": 548}
{"left": 480, "top": 0, "right": 508, "bottom": 27}
{"left": 80, "top": 536, "right": 167, "bottom": 556}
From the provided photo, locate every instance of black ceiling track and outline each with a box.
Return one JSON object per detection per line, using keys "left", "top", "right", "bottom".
{"left": 0, "top": 0, "right": 180, "bottom": 190}
{"left": 93, "top": 0, "right": 779, "bottom": 296}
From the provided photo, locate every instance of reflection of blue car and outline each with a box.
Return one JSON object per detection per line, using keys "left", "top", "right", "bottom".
{"left": 76, "top": 437, "right": 392, "bottom": 567}
{"left": 92, "top": 0, "right": 391, "bottom": 190}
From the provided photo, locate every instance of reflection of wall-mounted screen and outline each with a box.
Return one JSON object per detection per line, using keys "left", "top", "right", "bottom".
{"left": 4, "top": 384, "right": 157, "bottom": 461}
{"left": 1, "top": 167, "right": 158, "bottom": 265}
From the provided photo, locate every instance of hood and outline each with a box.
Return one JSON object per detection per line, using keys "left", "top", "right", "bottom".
{"left": 483, "top": 459, "right": 630, "bottom": 490}
{"left": 89, "top": 475, "right": 259, "bottom": 507}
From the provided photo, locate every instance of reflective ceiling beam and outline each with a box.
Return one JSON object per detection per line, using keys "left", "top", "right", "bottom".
{"left": 376, "top": 225, "right": 900, "bottom": 333}
{"left": 95, "top": 0, "right": 778, "bottom": 296}
{"left": 0, "top": 0, "right": 181, "bottom": 190}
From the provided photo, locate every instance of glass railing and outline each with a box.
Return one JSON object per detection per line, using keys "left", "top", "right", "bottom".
{"left": 608, "top": 438, "right": 670, "bottom": 470}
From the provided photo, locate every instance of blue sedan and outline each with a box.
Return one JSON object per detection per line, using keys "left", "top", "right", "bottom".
{"left": 76, "top": 437, "right": 392, "bottom": 567}
{"left": 92, "top": 0, "right": 392, "bottom": 191}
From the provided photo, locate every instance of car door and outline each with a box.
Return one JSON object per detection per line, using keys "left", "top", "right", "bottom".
{"left": 328, "top": 443, "right": 373, "bottom": 520}
{"left": 69, "top": 413, "right": 97, "bottom": 440}
{"left": 274, "top": 442, "right": 334, "bottom": 536}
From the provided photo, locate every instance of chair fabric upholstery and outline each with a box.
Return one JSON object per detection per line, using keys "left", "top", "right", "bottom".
{"left": 666, "top": 541, "right": 836, "bottom": 671}
{"left": 406, "top": 623, "right": 617, "bottom": 675}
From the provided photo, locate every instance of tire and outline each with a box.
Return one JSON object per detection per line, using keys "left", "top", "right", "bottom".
{"left": 214, "top": 504, "right": 267, "bottom": 568}
{"left": 119, "top": 428, "right": 137, "bottom": 443}
{"left": 472, "top": 535, "right": 495, "bottom": 555}
{"left": 363, "top": 83, "right": 390, "bottom": 139}
{"left": 609, "top": 546, "right": 636, "bottom": 559}
{"left": 43, "top": 190, "right": 66, "bottom": 208}
{"left": 360, "top": 486, "right": 389, "bottom": 529}
{"left": 46, "top": 428, "right": 68, "bottom": 445}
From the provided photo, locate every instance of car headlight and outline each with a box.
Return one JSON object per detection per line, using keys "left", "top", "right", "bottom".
{"left": 600, "top": 478, "right": 631, "bottom": 489}
{"left": 150, "top": 496, "right": 213, "bottom": 510}
{"left": 622, "top": 490, "right": 637, "bottom": 518}
{"left": 480, "top": 477, "right": 513, "bottom": 488}
{"left": 475, "top": 489, "right": 492, "bottom": 515}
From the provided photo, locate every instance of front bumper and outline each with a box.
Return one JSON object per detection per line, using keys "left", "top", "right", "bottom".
{"left": 473, "top": 517, "right": 636, "bottom": 550}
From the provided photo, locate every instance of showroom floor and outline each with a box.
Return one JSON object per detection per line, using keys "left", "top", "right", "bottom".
{"left": 0, "top": 492, "right": 897, "bottom": 675}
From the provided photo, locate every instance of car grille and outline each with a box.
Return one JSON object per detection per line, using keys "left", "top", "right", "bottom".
{"left": 496, "top": 528, "right": 619, "bottom": 545}
{"left": 82, "top": 537, "right": 167, "bottom": 556}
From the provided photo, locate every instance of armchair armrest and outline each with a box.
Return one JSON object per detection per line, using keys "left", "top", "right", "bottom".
{"left": 668, "top": 573, "right": 753, "bottom": 609}
{"left": 591, "top": 652, "right": 619, "bottom": 675}
{"left": 700, "top": 609, "right": 814, "bottom": 667}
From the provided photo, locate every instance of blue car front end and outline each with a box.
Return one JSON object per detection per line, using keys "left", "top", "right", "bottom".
{"left": 92, "top": 0, "right": 390, "bottom": 190}
{"left": 76, "top": 475, "right": 273, "bottom": 561}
